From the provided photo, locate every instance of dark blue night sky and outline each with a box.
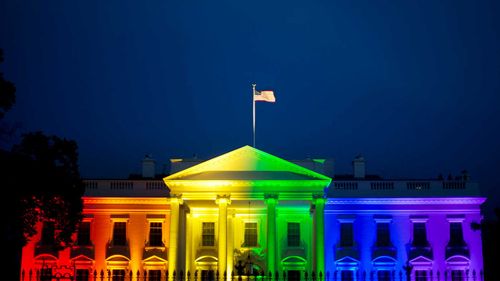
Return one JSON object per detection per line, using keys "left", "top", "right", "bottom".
{"left": 1, "top": 1, "right": 500, "bottom": 216}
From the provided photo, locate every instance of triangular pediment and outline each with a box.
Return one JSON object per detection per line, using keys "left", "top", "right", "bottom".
{"left": 410, "top": 256, "right": 433, "bottom": 264}
{"left": 71, "top": 255, "right": 94, "bottom": 262}
{"left": 164, "top": 146, "right": 331, "bottom": 199}
{"left": 143, "top": 255, "right": 167, "bottom": 263}
{"left": 166, "top": 146, "right": 330, "bottom": 181}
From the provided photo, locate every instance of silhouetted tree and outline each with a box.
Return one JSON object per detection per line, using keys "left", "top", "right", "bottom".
{"left": 10, "top": 132, "right": 84, "bottom": 246}
{"left": 471, "top": 207, "right": 500, "bottom": 281}
{"left": 1, "top": 134, "right": 85, "bottom": 280}
{"left": 0, "top": 48, "right": 84, "bottom": 280}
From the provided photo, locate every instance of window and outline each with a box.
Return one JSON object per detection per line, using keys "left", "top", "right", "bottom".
{"left": 149, "top": 222, "right": 163, "bottom": 246}
{"left": 40, "top": 267, "right": 52, "bottom": 281}
{"left": 149, "top": 270, "right": 162, "bottom": 281}
{"left": 76, "top": 269, "right": 90, "bottom": 281}
{"left": 340, "top": 270, "right": 354, "bottom": 281}
{"left": 376, "top": 223, "right": 390, "bottom": 247}
{"left": 451, "top": 270, "right": 464, "bottom": 281}
{"left": 377, "top": 270, "right": 391, "bottom": 281}
{"left": 77, "top": 222, "right": 91, "bottom": 246}
{"left": 415, "top": 270, "right": 428, "bottom": 281}
{"left": 449, "top": 222, "right": 465, "bottom": 246}
{"left": 412, "top": 223, "right": 428, "bottom": 247}
{"left": 340, "top": 223, "right": 354, "bottom": 247}
{"left": 41, "top": 222, "right": 55, "bottom": 245}
{"left": 113, "top": 222, "right": 127, "bottom": 246}
{"left": 287, "top": 222, "right": 300, "bottom": 247}
{"left": 244, "top": 222, "right": 258, "bottom": 247}
{"left": 202, "top": 222, "right": 215, "bottom": 246}
{"left": 112, "top": 269, "right": 126, "bottom": 281}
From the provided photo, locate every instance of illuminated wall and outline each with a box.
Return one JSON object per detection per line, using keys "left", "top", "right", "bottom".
{"left": 324, "top": 197, "right": 485, "bottom": 281}
{"left": 19, "top": 146, "right": 485, "bottom": 281}
{"left": 21, "top": 197, "right": 171, "bottom": 281}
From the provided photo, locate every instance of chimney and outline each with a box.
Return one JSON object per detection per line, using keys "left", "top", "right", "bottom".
{"left": 352, "top": 154, "right": 366, "bottom": 179}
{"left": 142, "top": 154, "right": 156, "bottom": 178}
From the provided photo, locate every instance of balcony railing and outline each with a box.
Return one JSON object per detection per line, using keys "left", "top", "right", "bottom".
{"left": 34, "top": 244, "right": 59, "bottom": 257}
{"left": 372, "top": 245, "right": 397, "bottom": 259}
{"left": 334, "top": 245, "right": 360, "bottom": 260}
{"left": 143, "top": 246, "right": 168, "bottom": 260}
{"left": 83, "top": 180, "right": 169, "bottom": 197}
{"left": 84, "top": 179, "right": 480, "bottom": 198}
{"left": 106, "top": 241, "right": 130, "bottom": 258}
{"left": 70, "top": 245, "right": 95, "bottom": 259}
{"left": 280, "top": 239, "right": 307, "bottom": 259}
{"left": 328, "top": 180, "right": 480, "bottom": 197}
{"left": 446, "top": 244, "right": 470, "bottom": 258}
{"left": 409, "top": 245, "right": 433, "bottom": 260}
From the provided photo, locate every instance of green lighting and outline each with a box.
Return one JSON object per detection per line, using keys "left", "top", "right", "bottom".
{"left": 162, "top": 145, "right": 332, "bottom": 277}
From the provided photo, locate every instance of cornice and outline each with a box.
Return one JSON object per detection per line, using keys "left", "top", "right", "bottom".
{"left": 326, "top": 197, "right": 486, "bottom": 205}
{"left": 83, "top": 197, "right": 170, "bottom": 205}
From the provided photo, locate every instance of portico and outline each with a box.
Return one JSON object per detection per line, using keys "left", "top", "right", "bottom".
{"left": 163, "top": 145, "right": 332, "bottom": 280}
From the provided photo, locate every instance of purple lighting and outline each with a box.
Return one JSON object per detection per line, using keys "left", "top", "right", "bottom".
{"left": 325, "top": 194, "right": 485, "bottom": 281}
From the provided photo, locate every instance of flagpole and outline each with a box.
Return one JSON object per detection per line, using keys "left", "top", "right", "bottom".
{"left": 252, "top": 83, "right": 256, "bottom": 148}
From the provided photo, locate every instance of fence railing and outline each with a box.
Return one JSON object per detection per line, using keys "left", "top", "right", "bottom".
{"left": 21, "top": 268, "right": 485, "bottom": 281}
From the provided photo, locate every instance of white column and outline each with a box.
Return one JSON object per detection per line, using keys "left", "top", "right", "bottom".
{"left": 227, "top": 212, "right": 234, "bottom": 280}
{"left": 314, "top": 195, "right": 326, "bottom": 276}
{"left": 265, "top": 194, "right": 278, "bottom": 275}
{"left": 168, "top": 196, "right": 182, "bottom": 277}
{"left": 185, "top": 212, "right": 192, "bottom": 277}
{"left": 216, "top": 195, "right": 231, "bottom": 277}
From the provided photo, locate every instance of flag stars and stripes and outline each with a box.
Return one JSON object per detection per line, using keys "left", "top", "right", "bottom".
{"left": 254, "top": 90, "right": 276, "bottom": 102}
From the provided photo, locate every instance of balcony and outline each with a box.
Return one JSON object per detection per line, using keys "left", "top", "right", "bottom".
{"left": 143, "top": 246, "right": 168, "bottom": 260}
{"left": 280, "top": 239, "right": 307, "bottom": 259}
{"left": 335, "top": 245, "right": 359, "bottom": 260}
{"left": 372, "top": 245, "right": 397, "bottom": 259}
{"left": 34, "top": 244, "right": 59, "bottom": 257}
{"left": 196, "top": 247, "right": 217, "bottom": 260}
{"left": 409, "top": 245, "right": 433, "bottom": 260}
{"left": 70, "top": 245, "right": 95, "bottom": 259}
{"left": 106, "top": 241, "right": 130, "bottom": 258}
{"left": 446, "top": 244, "right": 470, "bottom": 259}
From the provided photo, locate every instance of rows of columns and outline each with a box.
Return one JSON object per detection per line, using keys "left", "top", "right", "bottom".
{"left": 168, "top": 194, "right": 326, "bottom": 278}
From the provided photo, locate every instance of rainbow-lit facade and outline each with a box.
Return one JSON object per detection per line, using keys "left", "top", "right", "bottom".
{"left": 20, "top": 146, "right": 485, "bottom": 281}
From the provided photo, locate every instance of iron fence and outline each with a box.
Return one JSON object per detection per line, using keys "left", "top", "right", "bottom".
{"left": 20, "top": 269, "right": 485, "bottom": 281}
